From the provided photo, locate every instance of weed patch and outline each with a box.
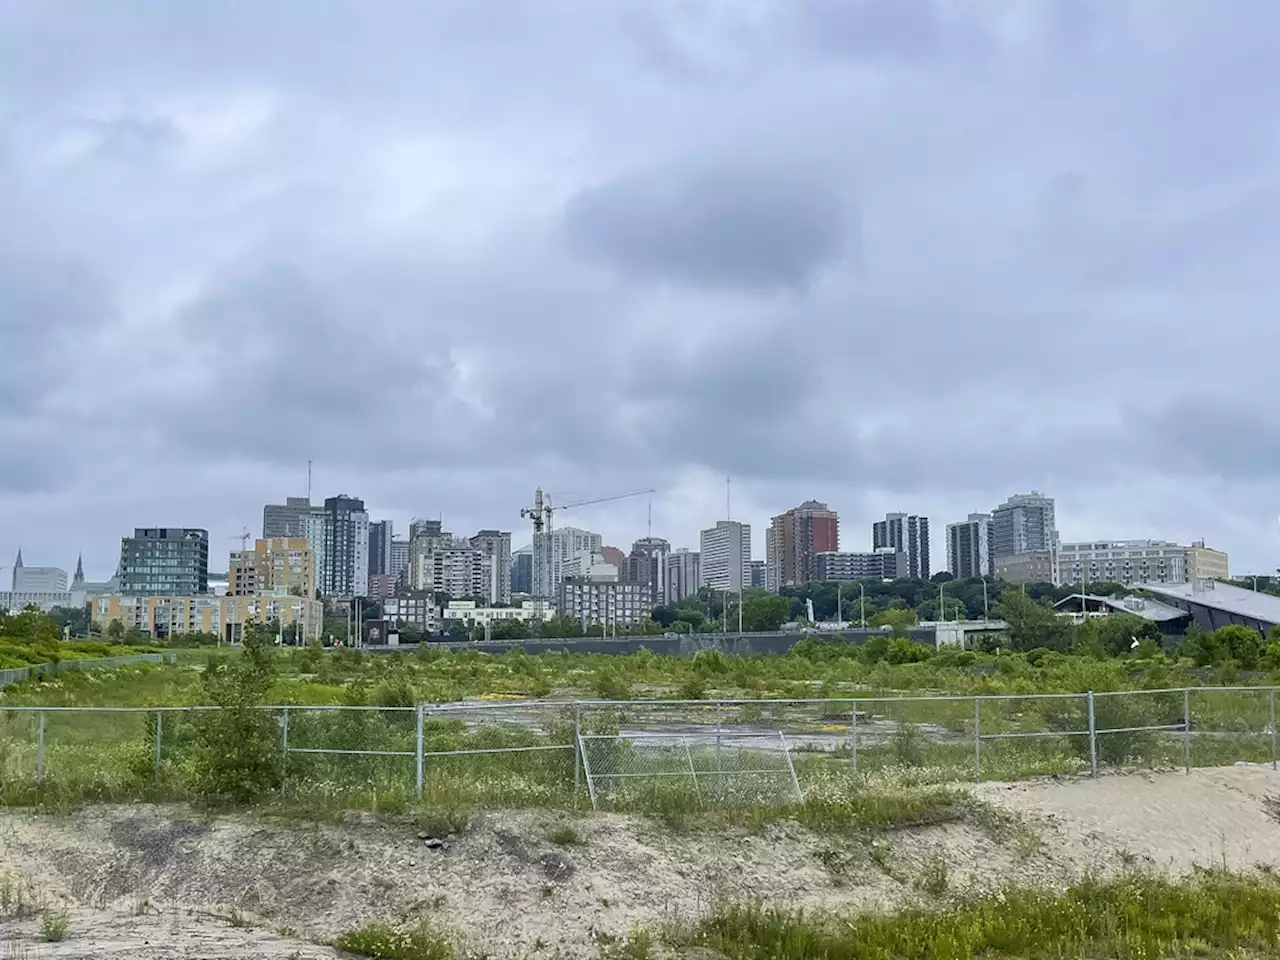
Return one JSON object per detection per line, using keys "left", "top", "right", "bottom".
{"left": 334, "top": 922, "right": 455, "bottom": 960}
{"left": 670, "top": 872, "right": 1280, "bottom": 959}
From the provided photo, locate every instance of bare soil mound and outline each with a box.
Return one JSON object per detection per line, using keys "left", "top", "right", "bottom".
{"left": 0, "top": 767, "right": 1276, "bottom": 958}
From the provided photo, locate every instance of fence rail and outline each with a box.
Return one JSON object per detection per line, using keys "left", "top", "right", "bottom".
{"left": 0, "top": 654, "right": 170, "bottom": 689}
{"left": 1, "top": 686, "right": 1277, "bottom": 810}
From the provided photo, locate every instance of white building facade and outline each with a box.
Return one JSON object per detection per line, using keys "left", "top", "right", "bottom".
{"left": 699, "top": 521, "right": 751, "bottom": 592}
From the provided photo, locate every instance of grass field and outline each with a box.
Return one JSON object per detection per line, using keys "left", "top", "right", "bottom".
{"left": 0, "top": 641, "right": 1272, "bottom": 820}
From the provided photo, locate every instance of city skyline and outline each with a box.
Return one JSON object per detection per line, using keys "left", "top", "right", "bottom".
{"left": 4, "top": 479, "right": 1253, "bottom": 589}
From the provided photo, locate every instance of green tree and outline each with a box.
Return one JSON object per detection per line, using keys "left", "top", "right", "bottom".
{"left": 105, "top": 619, "right": 125, "bottom": 641}
{"left": 741, "top": 595, "right": 790, "bottom": 631}
{"left": 189, "top": 626, "right": 282, "bottom": 802}
{"left": 869, "top": 608, "right": 918, "bottom": 637}
{"left": 996, "top": 591, "right": 1072, "bottom": 653}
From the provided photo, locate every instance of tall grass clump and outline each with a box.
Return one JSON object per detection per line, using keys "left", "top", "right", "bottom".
{"left": 334, "top": 921, "right": 454, "bottom": 959}
{"left": 678, "top": 871, "right": 1280, "bottom": 959}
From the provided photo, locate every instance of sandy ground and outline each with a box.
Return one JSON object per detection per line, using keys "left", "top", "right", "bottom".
{"left": 0, "top": 767, "right": 1276, "bottom": 959}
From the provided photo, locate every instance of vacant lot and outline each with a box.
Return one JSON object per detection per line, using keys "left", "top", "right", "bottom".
{"left": 0, "top": 767, "right": 1276, "bottom": 958}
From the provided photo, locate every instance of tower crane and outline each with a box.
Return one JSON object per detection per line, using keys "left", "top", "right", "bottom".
{"left": 230, "top": 528, "right": 252, "bottom": 550}
{"left": 521, "top": 487, "right": 655, "bottom": 597}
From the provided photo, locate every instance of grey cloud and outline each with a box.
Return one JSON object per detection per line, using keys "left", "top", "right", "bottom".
{"left": 562, "top": 158, "right": 852, "bottom": 291}
{"left": 6, "top": 0, "right": 1280, "bottom": 575}
{"left": 792, "top": 0, "right": 944, "bottom": 61}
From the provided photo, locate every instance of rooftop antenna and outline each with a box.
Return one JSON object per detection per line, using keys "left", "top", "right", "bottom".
{"left": 307, "top": 460, "right": 312, "bottom": 502}
{"left": 726, "top": 476, "right": 732, "bottom": 521}
{"left": 647, "top": 501, "right": 652, "bottom": 539}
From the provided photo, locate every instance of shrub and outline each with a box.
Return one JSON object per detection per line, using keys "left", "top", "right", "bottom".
{"left": 189, "top": 629, "right": 282, "bottom": 803}
{"left": 41, "top": 908, "right": 69, "bottom": 942}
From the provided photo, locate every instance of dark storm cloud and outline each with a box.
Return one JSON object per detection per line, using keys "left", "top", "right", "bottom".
{"left": 562, "top": 158, "right": 851, "bottom": 291}
{"left": 3, "top": 0, "right": 1280, "bottom": 574}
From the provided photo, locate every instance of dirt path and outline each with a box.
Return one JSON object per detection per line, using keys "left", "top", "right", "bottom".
{"left": 0, "top": 767, "right": 1276, "bottom": 958}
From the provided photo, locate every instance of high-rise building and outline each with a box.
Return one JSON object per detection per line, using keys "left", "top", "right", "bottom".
{"left": 558, "top": 578, "right": 654, "bottom": 629}
{"left": 872, "top": 513, "right": 930, "bottom": 580}
{"left": 410, "top": 540, "right": 488, "bottom": 598}
{"left": 749, "top": 560, "right": 766, "bottom": 589}
{"left": 511, "top": 546, "right": 533, "bottom": 595}
{"left": 469, "top": 530, "right": 513, "bottom": 604}
{"left": 765, "top": 501, "right": 839, "bottom": 590}
{"left": 9, "top": 550, "right": 68, "bottom": 593}
{"left": 321, "top": 495, "right": 369, "bottom": 598}
{"left": 368, "top": 520, "right": 393, "bottom": 577}
{"left": 627, "top": 537, "right": 670, "bottom": 606}
{"left": 946, "top": 514, "right": 991, "bottom": 579}
{"left": 813, "top": 549, "right": 908, "bottom": 582}
{"left": 666, "top": 548, "right": 701, "bottom": 602}
{"left": 228, "top": 538, "right": 317, "bottom": 598}
{"left": 389, "top": 538, "right": 411, "bottom": 585}
{"left": 533, "top": 526, "right": 603, "bottom": 598}
{"left": 119, "top": 528, "right": 210, "bottom": 596}
{"left": 700, "top": 521, "right": 752, "bottom": 592}
{"left": 263, "top": 496, "right": 315, "bottom": 539}
{"left": 991, "top": 492, "right": 1058, "bottom": 561}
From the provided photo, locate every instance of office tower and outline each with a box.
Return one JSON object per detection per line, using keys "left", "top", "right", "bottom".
{"left": 700, "top": 521, "right": 752, "bottom": 592}
{"left": 119, "top": 528, "right": 210, "bottom": 596}
{"left": 666, "top": 548, "right": 701, "bottom": 602}
{"left": 322, "top": 495, "right": 369, "bottom": 598}
{"left": 872, "top": 513, "right": 930, "bottom": 580}
{"left": 511, "top": 547, "right": 533, "bottom": 595}
{"left": 627, "top": 536, "right": 671, "bottom": 606}
{"left": 990, "top": 491, "right": 1058, "bottom": 560}
{"left": 368, "top": 520, "right": 393, "bottom": 576}
{"left": 946, "top": 514, "right": 991, "bottom": 579}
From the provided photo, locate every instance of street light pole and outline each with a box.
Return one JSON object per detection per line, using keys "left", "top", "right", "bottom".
{"left": 837, "top": 583, "right": 842, "bottom": 625}
{"left": 982, "top": 577, "right": 989, "bottom": 620}
{"left": 859, "top": 583, "right": 866, "bottom": 628}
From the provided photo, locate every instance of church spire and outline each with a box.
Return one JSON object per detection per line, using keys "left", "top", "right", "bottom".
{"left": 73, "top": 553, "right": 85, "bottom": 587}
{"left": 13, "top": 548, "right": 22, "bottom": 569}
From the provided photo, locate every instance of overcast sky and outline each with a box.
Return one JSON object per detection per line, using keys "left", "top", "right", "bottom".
{"left": 3, "top": 0, "right": 1279, "bottom": 581}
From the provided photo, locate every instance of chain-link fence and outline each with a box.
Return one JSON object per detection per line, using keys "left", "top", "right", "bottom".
{"left": 0, "top": 687, "right": 1276, "bottom": 809}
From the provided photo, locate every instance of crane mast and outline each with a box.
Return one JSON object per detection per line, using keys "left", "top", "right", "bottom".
{"left": 519, "top": 486, "right": 655, "bottom": 599}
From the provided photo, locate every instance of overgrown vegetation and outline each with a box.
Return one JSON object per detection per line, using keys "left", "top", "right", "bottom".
{"left": 662, "top": 872, "right": 1280, "bottom": 959}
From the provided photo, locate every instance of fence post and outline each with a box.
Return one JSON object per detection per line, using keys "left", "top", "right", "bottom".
{"left": 1183, "top": 688, "right": 1191, "bottom": 774}
{"left": 849, "top": 702, "right": 858, "bottom": 775}
{"left": 1271, "top": 689, "right": 1277, "bottom": 772}
{"left": 415, "top": 705, "right": 424, "bottom": 798}
{"left": 35, "top": 710, "right": 45, "bottom": 780}
{"left": 280, "top": 706, "right": 290, "bottom": 783}
{"left": 154, "top": 710, "right": 163, "bottom": 774}
{"left": 714, "top": 700, "right": 723, "bottom": 796}
{"left": 573, "top": 703, "right": 582, "bottom": 801}
{"left": 1087, "top": 690, "right": 1097, "bottom": 777}
{"left": 973, "top": 697, "right": 981, "bottom": 782}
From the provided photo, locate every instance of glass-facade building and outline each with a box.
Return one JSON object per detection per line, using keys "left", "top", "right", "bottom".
{"left": 119, "top": 528, "right": 210, "bottom": 596}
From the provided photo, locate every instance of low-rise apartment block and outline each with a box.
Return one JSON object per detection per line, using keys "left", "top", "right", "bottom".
{"left": 91, "top": 593, "right": 323, "bottom": 642}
